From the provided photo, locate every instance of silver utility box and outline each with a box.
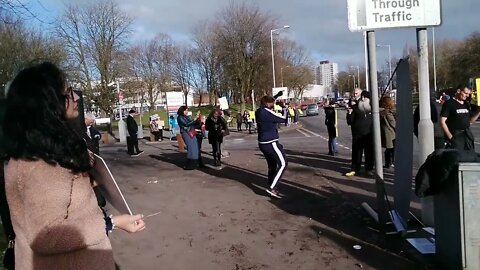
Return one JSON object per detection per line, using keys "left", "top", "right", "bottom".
{"left": 435, "top": 163, "right": 480, "bottom": 270}
{"left": 459, "top": 163, "right": 480, "bottom": 270}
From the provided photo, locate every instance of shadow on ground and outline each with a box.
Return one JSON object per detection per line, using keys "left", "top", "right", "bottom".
{"left": 145, "top": 149, "right": 429, "bottom": 270}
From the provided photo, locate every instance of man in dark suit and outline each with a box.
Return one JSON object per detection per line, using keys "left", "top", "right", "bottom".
{"left": 84, "top": 113, "right": 101, "bottom": 155}
{"left": 127, "top": 109, "right": 143, "bottom": 157}
{"left": 346, "top": 89, "right": 374, "bottom": 177}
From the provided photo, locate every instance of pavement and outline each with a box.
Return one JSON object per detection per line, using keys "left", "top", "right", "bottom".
{"left": 99, "top": 118, "right": 438, "bottom": 270}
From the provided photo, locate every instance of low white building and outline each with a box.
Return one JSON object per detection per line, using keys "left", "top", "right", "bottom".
{"left": 302, "top": 84, "right": 326, "bottom": 99}
{"left": 273, "top": 85, "right": 327, "bottom": 102}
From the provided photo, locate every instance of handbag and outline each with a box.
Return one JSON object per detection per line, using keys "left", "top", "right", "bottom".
{"left": 187, "top": 127, "right": 196, "bottom": 139}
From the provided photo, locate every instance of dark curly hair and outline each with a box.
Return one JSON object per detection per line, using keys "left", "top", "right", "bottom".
{"left": 2, "top": 62, "right": 91, "bottom": 173}
{"left": 177, "top": 105, "right": 188, "bottom": 116}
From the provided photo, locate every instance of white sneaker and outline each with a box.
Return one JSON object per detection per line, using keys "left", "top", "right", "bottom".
{"left": 266, "top": 188, "right": 282, "bottom": 199}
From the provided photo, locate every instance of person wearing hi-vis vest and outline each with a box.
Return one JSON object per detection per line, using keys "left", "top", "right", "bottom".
{"left": 255, "top": 91, "right": 288, "bottom": 199}
{"left": 288, "top": 106, "right": 295, "bottom": 125}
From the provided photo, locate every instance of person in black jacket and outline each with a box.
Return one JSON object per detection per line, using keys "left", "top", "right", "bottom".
{"left": 413, "top": 98, "right": 444, "bottom": 150}
{"left": 324, "top": 100, "right": 338, "bottom": 156}
{"left": 85, "top": 113, "right": 102, "bottom": 155}
{"left": 346, "top": 89, "right": 373, "bottom": 177}
{"left": 205, "top": 108, "right": 227, "bottom": 167}
{"left": 194, "top": 113, "right": 206, "bottom": 168}
{"left": 440, "top": 86, "right": 480, "bottom": 151}
{"left": 126, "top": 109, "right": 143, "bottom": 157}
{"left": 83, "top": 113, "right": 107, "bottom": 208}
{"left": 0, "top": 99, "right": 14, "bottom": 269}
{"left": 236, "top": 112, "right": 243, "bottom": 131}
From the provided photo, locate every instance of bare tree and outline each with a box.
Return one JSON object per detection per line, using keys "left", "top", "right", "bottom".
{"left": 213, "top": 2, "right": 275, "bottom": 112}
{"left": 128, "top": 33, "right": 174, "bottom": 111}
{"left": 0, "top": 0, "right": 44, "bottom": 23}
{"left": 57, "top": 0, "right": 132, "bottom": 115}
{"left": 57, "top": 4, "right": 94, "bottom": 99}
{"left": 0, "top": 16, "right": 66, "bottom": 86}
{"left": 278, "top": 39, "right": 313, "bottom": 101}
{"left": 192, "top": 21, "right": 222, "bottom": 105}
{"left": 283, "top": 65, "right": 313, "bottom": 101}
{"left": 172, "top": 44, "right": 196, "bottom": 106}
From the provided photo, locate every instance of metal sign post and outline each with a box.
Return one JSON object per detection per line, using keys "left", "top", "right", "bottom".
{"left": 366, "top": 31, "right": 388, "bottom": 230}
{"left": 348, "top": 0, "right": 442, "bottom": 230}
{"left": 416, "top": 28, "right": 435, "bottom": 226}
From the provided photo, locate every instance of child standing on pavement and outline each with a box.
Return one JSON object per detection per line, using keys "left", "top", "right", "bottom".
{"left": 255, "top": 92, "right": 288, "bottom": 198}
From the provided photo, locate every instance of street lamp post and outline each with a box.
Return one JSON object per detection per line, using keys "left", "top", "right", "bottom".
{"left": 349, "top": 75, "right": 356, "bottom": 90}
{"left": 108, "top": 81, "right": 126, "bottom": 143}
{"left": 270, "top": 25, "right": 290, "bottom": 89}
{"left": 281, "top": 66, "right": 290, "bottom": 87}
{"left": 377, "top": 44, "right": 392, "bottom": 91}
{"left": 350, "top": 66, "right": 360, "bottom": 88}
{"left": 432, "top": 27, "right": 437, "bottom": 92}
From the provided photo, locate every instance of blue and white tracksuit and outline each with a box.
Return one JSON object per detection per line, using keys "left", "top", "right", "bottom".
{"left": 255, "top": 105, "right": 288, "bottom": 190}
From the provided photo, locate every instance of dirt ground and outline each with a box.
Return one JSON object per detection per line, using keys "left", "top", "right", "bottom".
{"left": 103, "top": 142, "right": 426, "bottom": 270}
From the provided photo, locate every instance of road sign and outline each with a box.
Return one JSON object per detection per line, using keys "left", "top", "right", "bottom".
{"left": 347, "top": 0, "right": 441, "bottom": 32}
{"left": 118, "top": 91, "right": 124, "bottom": 101}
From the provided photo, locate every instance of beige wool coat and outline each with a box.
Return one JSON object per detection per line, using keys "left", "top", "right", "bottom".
{"left": 380, "top": 109, "right": 396, "bottom": 149}
{"left": 4, "top": 159, "right": 114, "bottom": 270}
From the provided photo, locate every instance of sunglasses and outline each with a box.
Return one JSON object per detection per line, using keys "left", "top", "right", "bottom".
{"left": 65, "top": 87, "right": 81, "bottom": 102}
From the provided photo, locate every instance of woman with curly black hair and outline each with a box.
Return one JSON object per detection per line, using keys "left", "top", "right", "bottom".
{"left": 177, "top": 105, "right": 199, "bottom": 170}
{"left": 2, "top": 62, "right": 145, "bottom": 269}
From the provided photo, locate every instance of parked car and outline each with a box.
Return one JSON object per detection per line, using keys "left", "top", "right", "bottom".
{"left": 336, "top": 98, "right": 348, "bottom": 107}
{"left": 306, "top": 104, "right": 319, "bottom": 116}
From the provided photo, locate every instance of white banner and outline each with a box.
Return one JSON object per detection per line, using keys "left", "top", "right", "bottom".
{"left": 165, "top": 92, "right": 184, "bottom": 107}
{"left": 272, "top": 87, "right": 288, "bottom": 100}
{"left": 219, "top": 97, "right": 229, "bottom": 110}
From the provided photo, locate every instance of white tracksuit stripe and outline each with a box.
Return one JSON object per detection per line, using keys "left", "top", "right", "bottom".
{"left": 270, "top": 142, "right": 286, "bottom": 189}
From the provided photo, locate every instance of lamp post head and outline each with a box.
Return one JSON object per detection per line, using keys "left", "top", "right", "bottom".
{"left": 283, "top": 25, "right": 290, "bottom": 29}
{"left": 107, "top": 82, "right": 116, "bottom": 87}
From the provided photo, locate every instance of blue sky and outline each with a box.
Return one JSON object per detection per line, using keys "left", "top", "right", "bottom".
{"left": 26, "top": 0, "right": 479, "bottom": 72}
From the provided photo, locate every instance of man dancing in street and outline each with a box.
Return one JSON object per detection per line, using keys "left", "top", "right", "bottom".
{"left": 255, "top": 92, "right": 287, "bottom": 198}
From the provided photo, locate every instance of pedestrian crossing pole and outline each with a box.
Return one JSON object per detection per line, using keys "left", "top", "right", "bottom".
{"left": 366, "top": 30, "right": 388, "bottom": 231}
{"left": 416, "top": 28, "right": 435, "bottom": 226}
{"left": 252, "top": 89, "right": 255, "bottom": 111}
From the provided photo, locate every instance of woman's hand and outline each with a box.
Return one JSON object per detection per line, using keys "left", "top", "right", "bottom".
{"left": 112, "top": 214, "right": 146, "bottom": 233}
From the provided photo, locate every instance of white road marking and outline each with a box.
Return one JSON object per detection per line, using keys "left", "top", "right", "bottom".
{"left": 301, "top": 128, "right": 321, "bottom": 137}
{"left": 297, "top": 128, "right": 311, "bottom": 137}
